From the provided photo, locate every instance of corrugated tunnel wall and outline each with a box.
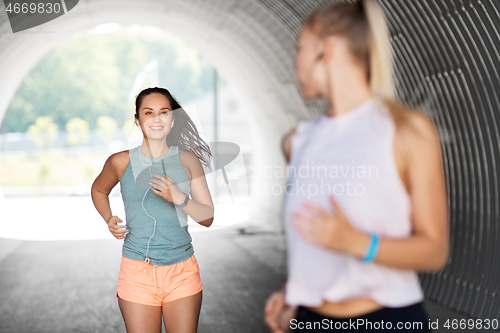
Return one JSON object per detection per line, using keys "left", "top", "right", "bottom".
{"left": 1, "top": 0, "right": 499, "bottom": 323}
{"left": 382, "top": 0, "right": 500, "bottom": 321}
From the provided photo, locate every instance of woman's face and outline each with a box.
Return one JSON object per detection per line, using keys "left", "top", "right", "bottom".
{"left": 136, "top": 93, "right": 174, "bottom": 140}
{"left": 294, "top": 27, "right": 327, "bottom": 98}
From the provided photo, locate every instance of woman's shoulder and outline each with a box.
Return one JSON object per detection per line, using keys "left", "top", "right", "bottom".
{"left": 296, "top": 115, "right": 323, "bottom": 134}
{"left": 108, "top": 149, "right": 133, "bottom": 178}
{"left": 394, "top": 108, "right": 442, "bottom": 177}
{"left": 396, "top": 108, "right": 439, "bottom": 144}
{"left": 178, "top": 149, "right": 197, "bottom": 159}
{"left": 178, "top": 149, "right": 203, "bottom": 180}
{"left": 111, "top": 149, "right": 133, "bottom": 163}
{"left": 178, "top": 150, "right": 201, "bottom": 166}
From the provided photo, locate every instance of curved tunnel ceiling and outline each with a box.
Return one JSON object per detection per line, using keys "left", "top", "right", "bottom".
{"left": 1, "top": 0, "right": 500, "bottom": 321}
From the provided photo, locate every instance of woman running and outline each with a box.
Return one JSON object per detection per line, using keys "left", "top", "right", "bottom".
{"left": 265, "top": 0, "right": 448, "bottom": 332}
{"left": 91, "top": 87, "right": 214, "bottom": 333}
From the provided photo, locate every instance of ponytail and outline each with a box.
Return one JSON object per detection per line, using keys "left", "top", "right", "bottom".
{"left": 363, "top": 0, "right": 395, "bottom": 101}
{"left": 361, "top": 0, "right": 412, "bottom": 129}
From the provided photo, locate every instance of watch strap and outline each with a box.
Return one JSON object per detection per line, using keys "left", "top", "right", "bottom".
{"left": 175, "top": 193, "right": 189, "bottom": 208}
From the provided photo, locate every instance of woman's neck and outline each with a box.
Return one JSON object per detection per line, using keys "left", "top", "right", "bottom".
{"left": 326, "top": 56, "right": 373, "bottom": 117}
{"left": 326, "top": 93, "right": 374, "bottom": 119}
{"left": 140, "top": 139, "right": 170, "bottom": 158}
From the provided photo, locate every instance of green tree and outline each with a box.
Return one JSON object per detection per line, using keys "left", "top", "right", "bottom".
{"left": 66, "top": 117, "right": 89, "bottom": 146}
{"left": 96, "top": 115, "right": 118, "bottom": 143}
{"left": 27, "top": 115, "right": 59, "bottom": 148}
{"left": 122, "top": 118, "right": 135, "bottom": 142}
{"left": 0, "top": 27, "right": 218, "bottom": 134}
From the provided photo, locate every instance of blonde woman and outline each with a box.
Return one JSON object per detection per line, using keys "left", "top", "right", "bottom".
{"left": 265, "top": 0, "right": 448, "bottom": 332}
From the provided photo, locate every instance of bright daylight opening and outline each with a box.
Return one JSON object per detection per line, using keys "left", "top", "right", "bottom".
{"left": 0, "top": 23, "right": 253, "bottom": 240}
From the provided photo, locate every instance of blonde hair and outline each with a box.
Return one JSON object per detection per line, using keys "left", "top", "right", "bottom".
{"left": 304, "top": 0, "right": 411, "bottom": 128}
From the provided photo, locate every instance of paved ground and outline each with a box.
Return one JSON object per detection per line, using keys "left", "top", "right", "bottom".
{"left": 0, "top": 224, "right": 287, "bottom": 333}
{"left": 0, "top": 225, "right": 497, "bottom": 333}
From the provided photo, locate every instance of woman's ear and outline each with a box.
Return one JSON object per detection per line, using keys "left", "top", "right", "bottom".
{"left": 322, "top": 38, "right": 335, "bottom": 63}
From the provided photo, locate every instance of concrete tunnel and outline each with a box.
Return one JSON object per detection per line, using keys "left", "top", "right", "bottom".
{"left": 1, "top": 0, "right": 499, "bottom": 324}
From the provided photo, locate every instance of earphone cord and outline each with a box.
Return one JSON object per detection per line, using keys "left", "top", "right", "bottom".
{"left": 138, "top": 138, "right": 166, "bottom": 264}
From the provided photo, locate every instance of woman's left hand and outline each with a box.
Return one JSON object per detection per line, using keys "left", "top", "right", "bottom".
{"left": 291, "top": 194, "right": 359, "bottom": 253}
{"left": 149, "top": 174, "right": 185, "bottom": 205}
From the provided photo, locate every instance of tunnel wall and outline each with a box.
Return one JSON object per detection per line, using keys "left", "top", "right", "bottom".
{"left": 383, "top": 0, "right": 500, "bottom": 321}
{"left": 1, "top": 0, "right": 499, "bottom": 321}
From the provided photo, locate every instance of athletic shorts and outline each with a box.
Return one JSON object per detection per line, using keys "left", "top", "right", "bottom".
{"left": 116, "top": 254, "right": 203, "bottom": 306}
{"left": 290, "top": 302, "right": 430, "bottom": 332}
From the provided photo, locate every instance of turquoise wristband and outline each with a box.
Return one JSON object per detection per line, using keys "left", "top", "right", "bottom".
{"left": 361, "top": 232, "right": 380, "bottom": 263}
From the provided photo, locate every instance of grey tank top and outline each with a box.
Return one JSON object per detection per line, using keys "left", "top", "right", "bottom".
{"left": 119, "top": 145, "right": 194, "bottom": 265}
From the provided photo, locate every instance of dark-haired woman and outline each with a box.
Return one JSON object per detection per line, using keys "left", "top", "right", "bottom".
{"left": 91, "top": 87, "right": 214, "bottom": 333}
{"left": 265, "top": 0, "right": 448, "bottom": 332}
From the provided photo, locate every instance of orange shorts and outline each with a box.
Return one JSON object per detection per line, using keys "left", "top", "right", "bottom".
{"left": 116, "top": 254, "right": 203, "bottom": 306}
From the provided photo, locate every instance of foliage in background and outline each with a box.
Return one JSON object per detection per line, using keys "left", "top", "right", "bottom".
{"left": 0, "top": 26, "right": 222, "bottom": 134}
{"left": 66, "top": 117, "right": 90, "bottom": 146}
{"left": 0, "top": 153, "right": 110, "bottom": 187}
{"left": 27, "top": 116, "right": 58, "bottom": 148}
{"left": 96, "top": 115, "right": 118, "bottom": 143}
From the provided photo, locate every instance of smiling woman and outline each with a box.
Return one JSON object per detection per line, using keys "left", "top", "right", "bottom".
{"left": 90, "top": 86, "right": 214, "bottom": 333}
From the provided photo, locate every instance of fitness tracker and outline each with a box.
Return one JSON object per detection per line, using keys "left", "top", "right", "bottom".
{"left": 175, "top": 193, "right": 189, "bottom": 208}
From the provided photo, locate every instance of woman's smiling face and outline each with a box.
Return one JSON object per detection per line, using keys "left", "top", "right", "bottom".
{"left": 136, "top": 93, "right": 174, "bottom": 139}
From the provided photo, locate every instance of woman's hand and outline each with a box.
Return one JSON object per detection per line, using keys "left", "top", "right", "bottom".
{"left": 149, "top": 174, "right": 185, "bottom": 205}
{"left": 107, "top": 216, "right": 128, "bottom": 240}
{"left": 264, "top": 289, "right": 297, "bottom": 333}
{"left": 291, "top": 194, "right": 360, "bottom": 253}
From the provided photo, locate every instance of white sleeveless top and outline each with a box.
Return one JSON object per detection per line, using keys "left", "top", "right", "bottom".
{"left": 284, "top": 97, "right": 424, "bottom": 307}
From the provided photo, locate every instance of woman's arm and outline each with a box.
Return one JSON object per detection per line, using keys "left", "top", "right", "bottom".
{"left": 91, "top": 153, "right": 120, "bottom": 223}
{"left": 292, "top": 111, "right": 449, "bottom": 272}
{"left": 282, "top": 127, "right": 297, "bottom": 163}
{"left": 346, "top": 111, "right": 449, "bottom": 271}
{"left": 176, "top": 151, "right": 214, "bottom": 227}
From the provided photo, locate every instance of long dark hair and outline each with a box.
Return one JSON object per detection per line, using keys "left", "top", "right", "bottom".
{"left": 134, "top": 87, "right": 212, "bottom": 169}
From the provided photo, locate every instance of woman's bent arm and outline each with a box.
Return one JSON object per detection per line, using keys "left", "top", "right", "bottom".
{"left": 345, "top": 111, "right": 449, "bottom": 271}
{"left": 91, "top": 153, "right": 120, "bottom": 223}
{"left": 178, "top": 151, "right": 214, "bottom": 227}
